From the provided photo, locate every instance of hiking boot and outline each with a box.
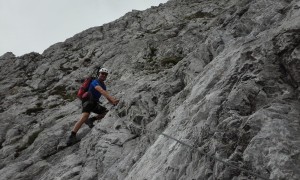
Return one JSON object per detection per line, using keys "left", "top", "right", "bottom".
{"left": 85, "top": 117, "right": 96, "bottom": 128}
{"left": 66, "top": 134, "right": 77, "bottom": 146}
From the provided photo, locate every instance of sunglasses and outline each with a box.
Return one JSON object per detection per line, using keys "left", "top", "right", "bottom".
{"left": 100, "top": 72, "right": 108, "bottom": 76}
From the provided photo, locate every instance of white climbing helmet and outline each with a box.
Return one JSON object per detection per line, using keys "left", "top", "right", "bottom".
{"left": 99, "top": 67, "right": 109, "bottom": 74}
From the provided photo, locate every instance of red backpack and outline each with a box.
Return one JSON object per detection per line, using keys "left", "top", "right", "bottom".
{"left": 77, "top": 77, "right": 94, "bottom": 100}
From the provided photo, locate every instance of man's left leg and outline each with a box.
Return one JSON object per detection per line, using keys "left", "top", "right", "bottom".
{"left": 85, "top": 104, "right": 108, "bottom": 128}
{"left": 95, "top": 109, "right": 108, "bottom": 119}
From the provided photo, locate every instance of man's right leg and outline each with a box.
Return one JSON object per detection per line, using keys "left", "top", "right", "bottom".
{"left": 72, "top": 112, "right": 90, "bottom": 133}
{"left": 67, "top": 112, "right": 90, "bottom": 146}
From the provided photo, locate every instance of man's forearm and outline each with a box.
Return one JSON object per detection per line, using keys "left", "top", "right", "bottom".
{"left": 95, "top": 86, "right": 115, "bottom": 104}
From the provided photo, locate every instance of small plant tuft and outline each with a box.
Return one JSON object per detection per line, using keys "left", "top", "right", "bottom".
{"left": 25, "top": 106, "right": 44, "bottom": 115}
{"left": 49, "top": 85, "right": 76, "bottom": 102}
{"left": 161, "top": 56, "right": 183, "bottom": 66}
{"left": 185, "top": 11, "right": 215, "bottom": 20}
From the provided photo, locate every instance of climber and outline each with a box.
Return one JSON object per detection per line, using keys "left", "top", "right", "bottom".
{"left": 66, "top": 67, "right": 119, "bottom": 146}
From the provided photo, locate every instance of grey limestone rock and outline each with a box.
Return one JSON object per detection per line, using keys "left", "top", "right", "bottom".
{"left": 1, "top": 0, "right": 300, "bottom": 179}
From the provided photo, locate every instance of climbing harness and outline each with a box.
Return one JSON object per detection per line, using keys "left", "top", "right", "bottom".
{"left": 110, "top": 106, "right": 270, "bottom": 180}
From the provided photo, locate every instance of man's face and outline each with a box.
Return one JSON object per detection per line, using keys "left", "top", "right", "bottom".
{"left": 99, "top": 72, "right": 108, "bottom": 81}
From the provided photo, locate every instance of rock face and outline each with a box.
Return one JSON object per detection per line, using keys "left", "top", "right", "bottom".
{"left": 1, "top": 0, "right": 300, "bottom": 179}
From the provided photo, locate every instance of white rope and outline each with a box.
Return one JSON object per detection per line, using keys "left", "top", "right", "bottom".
{"left": 111, "top": 107, "right": 270, "bottom": 180}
